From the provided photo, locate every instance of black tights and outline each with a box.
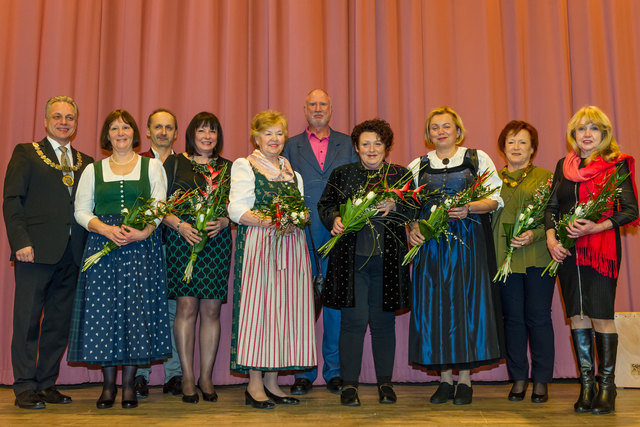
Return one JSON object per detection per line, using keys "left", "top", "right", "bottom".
{"left": 100, "top": 365, "right": 137, "bottom": 401}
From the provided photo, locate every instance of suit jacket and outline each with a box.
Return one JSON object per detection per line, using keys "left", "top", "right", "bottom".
{"left": 282, "top": 128, "right": 359, "bottom": 249}
{"left": 3, "top": 137, "right": 94, "bottom": 265}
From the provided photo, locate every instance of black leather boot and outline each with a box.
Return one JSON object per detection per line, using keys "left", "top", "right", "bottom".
{"left": 570, "top": 328, "right": 596, "bottom": 413}
{"left": 591, "top": 332, "right": 618, "bottom": 414}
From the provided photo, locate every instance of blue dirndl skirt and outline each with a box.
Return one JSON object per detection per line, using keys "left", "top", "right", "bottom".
{"left": 67, "top": 215, "right": 171, "bottom": 366}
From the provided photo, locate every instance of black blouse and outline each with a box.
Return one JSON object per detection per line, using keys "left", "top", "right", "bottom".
{"left": 545, "top": 157, "right": 638, "bottom": 232}
{"left": 317, "top": 161, "right": 417, "bottom": 311}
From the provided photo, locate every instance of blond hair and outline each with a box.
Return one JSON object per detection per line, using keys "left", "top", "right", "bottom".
{"left": 250, "top": 110, "right": 288, "bottom": 147}
{"left": 567, "top": 106, "right": 619, "bottom": 163}
{"left": 424, "top": 106, "right": 466, "bottom": 144}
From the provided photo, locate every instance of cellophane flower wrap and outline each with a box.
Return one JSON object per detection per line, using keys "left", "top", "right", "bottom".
{"left": 493, "top": 176, "right": 553, "bottom": 283}
{"left": 81, "top": 193, "right": 188, "bottom": 272}
{"left": 317, "top": 165, "right": 422, "bottom": 258}
{"left": 402, "top": 169, "right": 498, "bottom": 266}
{"left": 542, "top": 164, "right": 630, "bottom": 277}
{"left": 181, "top": 162, "right": 230, "bottom": 283}
{"left": 256, "top": 183, "right": 310, "bottom": 244}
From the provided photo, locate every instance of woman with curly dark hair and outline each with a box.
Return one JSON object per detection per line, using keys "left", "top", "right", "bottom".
{"left": 317, "top": 118, "right": 415, "bottom": 407}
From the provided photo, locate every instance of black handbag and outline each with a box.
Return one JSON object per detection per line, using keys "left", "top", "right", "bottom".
{"left": 307, "top": 228, "right": 324, "bottom": 321}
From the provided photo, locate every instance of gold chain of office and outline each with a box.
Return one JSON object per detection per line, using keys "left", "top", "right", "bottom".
{"left": 32, "top": 142, "right": 83, "bottom": 187}
{"left": 32, "top": 142, "right": 83, "bottom": 172}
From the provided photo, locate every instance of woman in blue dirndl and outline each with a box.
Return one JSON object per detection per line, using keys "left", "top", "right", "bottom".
{"left": 408, "top": 106, "right": 504, "bottom": 405}
{"left": 68, "top": 110, "right": 170, "bottom": 409}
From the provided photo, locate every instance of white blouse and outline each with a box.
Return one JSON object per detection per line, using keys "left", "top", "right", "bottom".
{"left": 228, "top": 157, "right": 304, "bottom": 224}
{"left": 74, "top": 156, "right": 168, "bottom": 230}
{"left": 408, "top": 147, "right": 503, "bottom": 208}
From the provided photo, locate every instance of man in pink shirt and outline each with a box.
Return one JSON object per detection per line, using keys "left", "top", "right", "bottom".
{"left": 282, "top": 89, "right": 359, "bottom": 395}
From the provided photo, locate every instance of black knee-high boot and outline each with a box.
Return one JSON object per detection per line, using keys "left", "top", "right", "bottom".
{"left": 97, "top": 366, "right": 117, "bottom": 409}
{"left": 570, "top": 328, "right": 596, "bottom": 413}
{"left": 591, "top": 332, "right": 618, "bottom": 415}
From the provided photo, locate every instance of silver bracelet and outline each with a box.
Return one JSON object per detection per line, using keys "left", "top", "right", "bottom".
{"left": 176, "top": 220, "right": 183, "bottom": 231}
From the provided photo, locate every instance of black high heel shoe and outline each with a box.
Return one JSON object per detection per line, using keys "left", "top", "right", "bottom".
{"left": 121, "top": 386, "right": 138, "bottom": 409}
{"left": 264, "top": 387, "right": 299, "bottom": 405}
{"left": 182, "top": 390, "right": 199, "bottom": 404}
{"left": 531, "top": 383, "right": 548, "bottom": 403}
{"left": 508, "top": 381, "right": 528, "bottom": 401}
{"left": 245, "top": 390, "right": 275, "bottom": 409}
{"left": 96, "top": 387, "right": 117, "bottom": 409}
{"left": 197, "top": 380, "right": 218, "bottom": 402}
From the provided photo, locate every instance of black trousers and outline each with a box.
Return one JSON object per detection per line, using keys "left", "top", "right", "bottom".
{"left": 339, "top": 255, "right": 396, "bottom": 385}
{"left": 500, "top": 266, "right": 556, "bottom": 383}
{"left": 12, "top": 242, "right": 78, "bottom": 395}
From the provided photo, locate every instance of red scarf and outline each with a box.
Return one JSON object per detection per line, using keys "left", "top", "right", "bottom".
{"left": 562, "top": 151, "right": 638, "bottom": 278}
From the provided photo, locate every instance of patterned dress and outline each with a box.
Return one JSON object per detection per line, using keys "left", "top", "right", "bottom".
{"left": 230, "top": 163, "right": 316, "bottom": 373}
{"left": 164, "top": 154, "right": 232, "bottom": 299}
{"left": 68, "top": 156, "right": 171, "bottom": 366}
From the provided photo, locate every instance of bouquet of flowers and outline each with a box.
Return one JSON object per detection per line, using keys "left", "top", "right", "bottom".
{"left": 256, "top": 183, "right": 310, "bottom": 243}
{"left": 317, "top": 167, "right": 422, "bottom": 257}
{"left": 542, "top": 164, "right": 630, "bottom": 277}
{"left": 81, "top": 192, "right": 189, "bottom": 272}
{"left": 402, "top": 169, "right": 498, "bottom": 266}
{"left": 181, "top": 163, "right": 230, "bottom": 283}
{"left": 493, "top": 176, "right": 553, "bottom": 282}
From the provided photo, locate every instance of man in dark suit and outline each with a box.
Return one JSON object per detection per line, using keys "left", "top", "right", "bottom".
{"left": 282, "top": 89, "right": 359, "bottom": 395}
{"left": 134, "top": 108, "right": 183, "bottom": 398}
{"left": 3, "top": 96, "right": 93, "bottom": 409}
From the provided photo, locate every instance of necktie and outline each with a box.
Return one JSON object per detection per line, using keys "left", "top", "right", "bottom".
{"left": 59, "top": 146, "right": 73, "bottom": 194}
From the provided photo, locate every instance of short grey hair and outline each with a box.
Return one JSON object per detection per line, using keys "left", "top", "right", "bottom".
{"left": 45, "top": 96, "right": 78, "bottom": 118}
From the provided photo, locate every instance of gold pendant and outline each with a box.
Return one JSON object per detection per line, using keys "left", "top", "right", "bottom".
{"left": 62, "top": 174, "right": 74, "bottom": 187}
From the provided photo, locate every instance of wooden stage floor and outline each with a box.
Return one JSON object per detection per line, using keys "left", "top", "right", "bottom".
{"left": 1, "top": 383, "right": 638, "bottom": 426}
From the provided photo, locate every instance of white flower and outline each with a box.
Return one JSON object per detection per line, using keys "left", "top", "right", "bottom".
{"left": 144, "top": 209, "right": 153, "bottom": 216}
{"left": 290, "top": 211, "right": 298, "bottom": 219}
{"left": 575, "top": 206, "right": 584, "bottom": 217}
{"left": 198, "top": 213, "right": 205, "bottom": 223}
{"left": 195, "top": 203, "right": 203, "bottom": 212}
{"left": 366, "top": 191, "right": 376, "bottom": 200}
{"left": 430, "top": 205, "right": 437, "bottom": 213}
{"left": 121, "top": 208, "right": 129, "bottom": 215}
{"left": 354, "top": 198, "right": 363, "bottom": 206}
{"left": 518, "top": 213, "right": 526, "bottom": 221}
{"left": 527, "top": 217, "right": 534, "bottom": 225}
{"left": 526, "top": 204, "right": 534, "bottom": 211}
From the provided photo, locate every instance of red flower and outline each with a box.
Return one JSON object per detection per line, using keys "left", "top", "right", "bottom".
{"left": 412, "top": 184, "right": 426, "bottom": 203}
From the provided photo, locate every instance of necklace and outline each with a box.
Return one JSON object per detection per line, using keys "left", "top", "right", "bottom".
{"left": 501, "top": 163, "right": 533, "bottom": 188}
{"left": 32, "top": 142, "right": 83, "bottom": 187}
{"left": 190, "top": 156, "right": 218, "bottom": 171}
{"left": 109, "top": 152, "right": 136, "bottom": 165}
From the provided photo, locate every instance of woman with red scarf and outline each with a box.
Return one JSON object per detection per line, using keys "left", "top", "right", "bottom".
{"left": 545, "top": 106, "right": 639, "bottom": 415}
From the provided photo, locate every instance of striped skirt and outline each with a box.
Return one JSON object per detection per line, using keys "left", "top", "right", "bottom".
{"left": 231, "top": 225, "right": 316, "bottom": 372}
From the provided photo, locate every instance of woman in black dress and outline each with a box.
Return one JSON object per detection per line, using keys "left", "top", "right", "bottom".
{"left": 545, "top": 106, "right": 638, "bottom": 414}
{"left": 162, "top": 112, "right": 232, "bottom": 404}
